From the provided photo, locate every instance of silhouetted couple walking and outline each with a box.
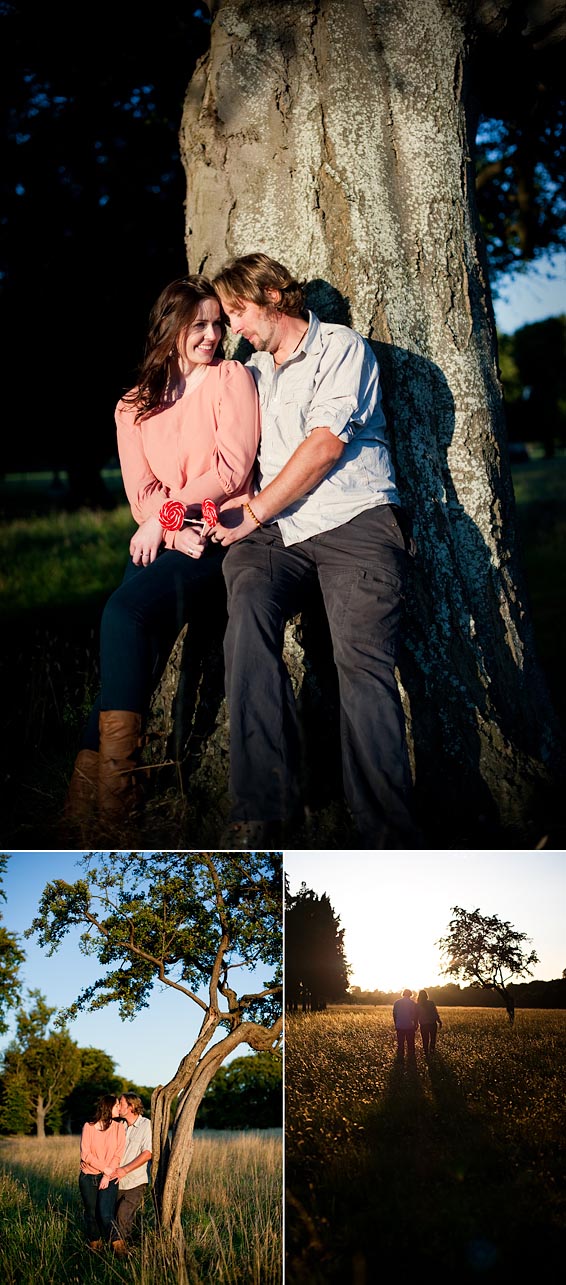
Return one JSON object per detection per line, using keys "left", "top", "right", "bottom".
{"left": 393, "top": 988, "right": 442, "bottom": 1057}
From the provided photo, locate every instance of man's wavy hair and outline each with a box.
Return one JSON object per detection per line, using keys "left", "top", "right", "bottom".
{"left": 121, "top": 1093, "right": 145, "bottom": 1117}
{"left": 213, "top": 253, "right": 305, "bottom": 318}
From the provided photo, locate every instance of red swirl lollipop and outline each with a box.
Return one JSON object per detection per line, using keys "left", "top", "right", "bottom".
{"left": 159, "top": 500, "right": 186, "bottom": 531}
{"left": 202, "top": 498, "right": 218, "bottom": 527}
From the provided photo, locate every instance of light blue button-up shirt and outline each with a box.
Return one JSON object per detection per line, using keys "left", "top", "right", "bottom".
{"left": 246, "top": 311, "right": 400, "bottom": 546}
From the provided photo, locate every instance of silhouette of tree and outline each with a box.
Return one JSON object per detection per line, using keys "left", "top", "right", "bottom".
{"left": 285, "top": 880, "right": 350, "bottom": 1012}
{"left": 438, "top": 905, "right": 539, "bottom": 1023}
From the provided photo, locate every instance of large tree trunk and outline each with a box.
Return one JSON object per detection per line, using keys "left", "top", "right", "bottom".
{"left": 176, "top": 0, "right": 563, "bottom": 846}
{"left": 151, "top": 1015, "right": 282, "bottom": 1236}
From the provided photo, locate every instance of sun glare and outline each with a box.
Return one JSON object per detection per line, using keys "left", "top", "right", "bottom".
{"left": 286, "top": 850, "right": 566, "bottom": 999}
{"left": 341, "top": 882, "right": 448, "bottom": 992}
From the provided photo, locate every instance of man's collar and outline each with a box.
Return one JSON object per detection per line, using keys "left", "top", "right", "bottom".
{"left": 301, "top": 310, "right": 323, "bottom": 355}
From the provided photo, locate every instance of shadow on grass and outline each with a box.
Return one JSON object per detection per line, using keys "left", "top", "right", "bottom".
{"left": 285, "top": 1051, "right": 566, "bottom": 1284}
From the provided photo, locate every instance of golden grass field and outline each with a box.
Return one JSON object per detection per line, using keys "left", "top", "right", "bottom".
{"left": 0, "top": 1128, "right": 282, "bottom": 1285}
{"left": 285, "top": 1006, "right": 566, "bottom": 1284}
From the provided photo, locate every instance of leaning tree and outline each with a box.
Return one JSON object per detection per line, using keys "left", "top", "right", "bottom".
{"left": 25, "top": 851, "right": 282, "bottom": 1238}
{"left": 437, "top": 904, "right": 539, "bottom": 1021}
{"left": 175, "top": 0, "right": 565, "bottom": 847}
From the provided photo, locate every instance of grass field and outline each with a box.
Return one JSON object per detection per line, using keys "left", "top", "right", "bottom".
{"left": 0, "top": 1129, "right": 282, "bottom": 1285}
{"left": 285, "top": 1007, "right": 566, "bottom": 1283}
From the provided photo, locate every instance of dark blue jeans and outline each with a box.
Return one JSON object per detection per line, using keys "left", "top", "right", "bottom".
{"left": 80, "top": 544, "right": 225, "bottom": 750}
{"left": 79, "top": 1171, "right": 119, "bottom": 1241}
{"left": 223, "top": 505, "right": 420, "bottom": 847}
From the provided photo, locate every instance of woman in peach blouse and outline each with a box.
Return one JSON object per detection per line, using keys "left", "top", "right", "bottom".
{"left": 79, "top": 1094, "right": 125, "bottom": 1248}
{"left": 63, "top": 275, "right": 260, "bottom": 825}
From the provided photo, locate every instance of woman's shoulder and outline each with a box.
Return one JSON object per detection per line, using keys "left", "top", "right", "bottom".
{"left": 115, "top": 392, "right": 140, "bottom": 424}
{"left": 215, "top": 358, "right": 256, "bottom": 388}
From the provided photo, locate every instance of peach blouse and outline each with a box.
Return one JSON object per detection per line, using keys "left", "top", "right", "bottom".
{"left": 80, "top": 1119, "right": 126, "bottom": 1175}
{"left": 115, "top": 358, "right": 261, "bottom": 547}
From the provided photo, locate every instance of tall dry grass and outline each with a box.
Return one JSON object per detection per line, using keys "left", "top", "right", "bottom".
{"left": 286, "top": 1007, "right": 566, "bottom": 1283}
{"left": 0, "top": 1129, "right": 282, "bottom": 1285}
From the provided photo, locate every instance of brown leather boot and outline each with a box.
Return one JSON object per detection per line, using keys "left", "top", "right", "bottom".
{"left": 98, "top": 710, "right": 144, "bottom": 820}
{"left": 62, "top": 748, "right": 99, "bottom": 823}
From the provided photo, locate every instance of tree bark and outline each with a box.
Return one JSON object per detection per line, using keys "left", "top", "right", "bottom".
{"left": 35, "top": 1095, "right": 46, "bottom": 1140}
{"left": 175, "top": 0, "right": 563, "bottom": 845}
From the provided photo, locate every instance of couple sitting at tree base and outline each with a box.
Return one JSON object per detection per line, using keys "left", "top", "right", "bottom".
{"left": 64, "top": 252, "right": 422, "bottom": 851}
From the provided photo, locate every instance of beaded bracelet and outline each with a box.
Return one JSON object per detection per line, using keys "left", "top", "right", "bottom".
{"left": 244, "top": 501, "right": 262, "bottom": 527}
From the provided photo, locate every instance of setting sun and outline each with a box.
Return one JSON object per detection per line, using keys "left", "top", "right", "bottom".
{"left": 285, "top": 850, "right": 566, "bottom": 995}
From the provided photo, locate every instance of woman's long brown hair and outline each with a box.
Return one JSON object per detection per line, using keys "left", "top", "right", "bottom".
{"left": 89, "top": 1094, "right": 119, "bottom": 1131}
{"left": 123, "top": 275, "right": 227, "bottom": 422}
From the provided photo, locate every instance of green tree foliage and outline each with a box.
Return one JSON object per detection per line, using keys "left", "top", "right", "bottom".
{"left": 197, "top": 1051, "right": 282, "bottom": 1130}
{"left": 513, "top": 315, "right": 566, "bottom": 455}
{"left": 0, "top": 1064, "right": 33, "bottom": 1135}
{"left": 25, "top": 851, "right": 282, "bottom": 1235}
{"left": 0, "top": 989, "right": 81, "bottom": 1137}
{"left": 285, "top": 880, "right": 350, "bottom": 1012}
{"left": 498, "top": 315, "right": 566, "bottom": 454}
{"left": 472, "top": 16, "right": 566, "bottom": 278}
{"left": 0, "top": 855, "right": 25, "bottom": 1034}
{"left": 63, "top": 1046, "right": 122, "bottom": 1135}
{"left": 438, "top": 906, "right": 539, "bottom": 1024}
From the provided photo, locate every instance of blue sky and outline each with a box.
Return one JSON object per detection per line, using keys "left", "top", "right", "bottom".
{"left": 492, "top": 249, "right": 566, "bottom": 334}
{"left": 1, "top": 853, "right": 277, "bottom": 1087}
{"left": 285, "top": 850, "right": 566, "bottom": 994}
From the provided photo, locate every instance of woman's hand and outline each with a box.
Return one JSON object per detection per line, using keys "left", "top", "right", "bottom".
{"left": 130, "top": 515, "right": 164, "bottom": 566}
{"left": 172, "top": 525, "right": 209, "bottom": 560}
{"left": 99, "top": 1175, "right": 111, "bottom": 1190}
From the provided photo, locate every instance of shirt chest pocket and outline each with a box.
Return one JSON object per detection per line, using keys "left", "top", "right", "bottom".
{"left": 278, "top": 375, "right": 317, "bottom": 410}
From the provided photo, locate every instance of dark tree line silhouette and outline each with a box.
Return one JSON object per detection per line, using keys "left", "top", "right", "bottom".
{"left": 285, "top": 881, "right": 350, "bottom": 1012}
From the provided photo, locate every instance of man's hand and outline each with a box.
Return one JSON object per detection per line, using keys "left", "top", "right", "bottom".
{"left": 211, "top": 505, "right": 258, "bottom": 547}
{"left": 212, "top": 427, "right": 344, "bottom": 547}
{"left": 111, "top": 1166, "right": 128, "bottom": 1181}
{"left": 130, "top": 515, "right": 164, "bottom": 565}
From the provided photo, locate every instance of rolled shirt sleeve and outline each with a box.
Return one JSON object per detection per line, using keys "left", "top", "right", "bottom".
{"left": 249, "top": 311, "right": 399, "bottom": 545}
{"left": 304, "top": 331, "right": 385, "bottom": 442}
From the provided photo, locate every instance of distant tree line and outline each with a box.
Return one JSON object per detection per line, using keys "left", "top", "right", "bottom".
{"left": 0, "top": 989, "right": 281, "bottom": 1136}
{"left": 346, "top": 978, "right": 566, "bottom": 1009}
{"left": 0, "top": 988, "right": 153, "bottom": 1137}
{"left": 499, "top": 314, "right": 566, "bottom": 457}
{"left": 196, "top": 1051, "right": 282, "bottom": 1130}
